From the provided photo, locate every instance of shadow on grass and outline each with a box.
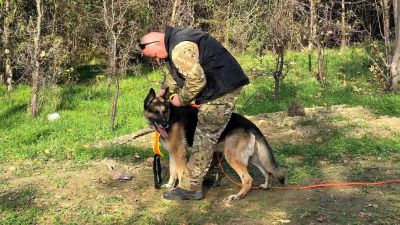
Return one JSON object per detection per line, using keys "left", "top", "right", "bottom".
{"left": 0, "top": 186, "right": 42, "bottom": 224}
{"left": 239, "top": 81, "right": 300, "bottom": 115}
{"left": 58, "top": 84, "right": 112, "bottom": 110}
{"left": 75, "top": 64, "right": 105, "bottom": 82}
{"left": 0, "top": 103, "right": 27, "bottom": 131}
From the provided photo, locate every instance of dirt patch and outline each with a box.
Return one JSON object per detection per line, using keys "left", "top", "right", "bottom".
{"left": 130, "top": 104, "right": 400, "bottom": 148}
{"left": 1, "top": 105, "right": 400, "bottom": 224}
{"left": 248, "top": 105, "right": 400, "bottom": 145}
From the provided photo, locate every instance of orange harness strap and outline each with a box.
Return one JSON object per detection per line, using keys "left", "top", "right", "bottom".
{"left": 153, "top": 132, "right": 163, "bottom": 157}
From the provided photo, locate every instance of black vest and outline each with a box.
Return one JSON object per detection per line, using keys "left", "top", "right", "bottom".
{"left": 164, "top": 26, "right": 249, "bottom": 104}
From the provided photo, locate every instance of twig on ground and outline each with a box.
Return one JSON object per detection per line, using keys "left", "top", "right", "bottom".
{"left": 86, "top": 128, "right": 154, "bottom": 149}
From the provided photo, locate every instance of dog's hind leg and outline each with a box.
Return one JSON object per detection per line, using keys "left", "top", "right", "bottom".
{"left": 224, "top": 134, "right": 255, "bottom": 200}
{"left": 225, "top": 157, "right": 253, "bottom": 200}
{"left": 250, "top": 157, "right": 273, "bottom": 189}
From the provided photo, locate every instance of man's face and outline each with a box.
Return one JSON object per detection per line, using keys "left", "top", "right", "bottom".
{"left": 140, "top": 41, "right": 162, "bottom": 64}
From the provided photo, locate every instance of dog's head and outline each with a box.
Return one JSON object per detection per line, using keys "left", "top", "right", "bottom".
{"left": 144, "top": 87, "right": 171, "bottom": 138}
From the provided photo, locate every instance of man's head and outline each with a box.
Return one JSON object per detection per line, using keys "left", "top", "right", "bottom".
{"left": 139, "top": 32, "right": 168, "bottom": 64}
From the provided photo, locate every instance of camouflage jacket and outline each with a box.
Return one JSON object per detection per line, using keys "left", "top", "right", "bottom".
{"left": 162, "top": 41, "right": 206, "bottom": 105}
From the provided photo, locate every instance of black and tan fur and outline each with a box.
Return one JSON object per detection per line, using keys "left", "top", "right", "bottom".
{"left": 144, "top": 88, "right": 285, "bottom": 200}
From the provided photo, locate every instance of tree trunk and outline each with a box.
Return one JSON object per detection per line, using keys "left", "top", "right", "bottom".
{"left": 108, "top": 32, "right": 119, "bottom": 130}
{"left": 340, "top": 0, "right": 348, "bottom": 50}
{"left": 317, "top": 45, "right": 326, "bottom": 84}
{"left": 382, "top": 0, "right": 391, "bottom": 63}
{"left": 170, "top": 0, "right": 182, "bottom": 26}
{"left": 3, "top": 0, "right": 13, "bottom": 91}
{"left": 102, "top": 0, "right": 122, "bottom": 130}
{"left": 118, "top": 51, "right": 129, "bottom": 76}
{"left": 110, "top": 75, "right": 120, "bottom": 130}
{"left": 309, "top": 0, "right": 317, "bottom": 49}
{"left": 31, "top": 0, "right": 42, "bottom": 117}
{"left": 109, "top": 35, "right": 119, "bottom": 130}
{"left": 274, "top": 48, "right": 284, "bottom": 102}
{"left": 390, "top": 0, "right": 400, "bottom": 90}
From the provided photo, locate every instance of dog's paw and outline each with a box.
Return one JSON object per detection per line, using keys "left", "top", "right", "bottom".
{"left": 227, "top": 194, "right": 240, "bottom": 201}
{"left": 259, "top": 184, "right": 271, "bottom": 190}
{"left": 161, "top": 183, "right": 174, "bottom": 189}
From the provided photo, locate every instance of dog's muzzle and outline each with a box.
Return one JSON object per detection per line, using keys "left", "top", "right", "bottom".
{"left": 154, "top": 122, "right": 169, "bottom": 138}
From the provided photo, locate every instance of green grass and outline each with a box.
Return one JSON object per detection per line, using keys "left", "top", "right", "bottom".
{"left": 236, "top": 45, "right": 400, "bottom": 116}
{"left": 0, "top": 44, "right": 399, "bottom": 163}
{"left": 1, "top": 43, "right": 400, "bottom": 225}
{"left": 0, "top": 186, "right": 41, "bottom": 225}
{"left": 0, "top": 68, "right": 163, "bottom": 162}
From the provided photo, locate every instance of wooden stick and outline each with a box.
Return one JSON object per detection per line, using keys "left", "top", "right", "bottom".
{"left": 86, "top": 128, "right": 154, "bottom": 149}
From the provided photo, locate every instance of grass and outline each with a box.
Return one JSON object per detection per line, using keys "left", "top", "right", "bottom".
{"left": 0, "top": 44, "right": 399, "bottom": 163}
{"left": 1, "top": 44, "right": 400, "bottom": 224}
{"left": 0, "top": 44, "right": 398, "bottom": 162}
{"left": 0, "top": 69, "right": 163, "bottom": 162}
{"left": 0, "top": 186, "right": 41, "bottom": 225}
{"left": 236, "top": 45, "right": 400, "bottom": 116}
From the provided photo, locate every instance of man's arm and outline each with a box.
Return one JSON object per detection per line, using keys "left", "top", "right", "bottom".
{"left": 171, "top": 41, "right": 206, "bottom": 105}
{"left": 161, "top": 66, "right": 179, "bottom": 94}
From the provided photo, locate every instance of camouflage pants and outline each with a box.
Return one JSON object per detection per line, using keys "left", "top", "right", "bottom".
{"left": 180, "top": 87, "right": 242, "bottom": 191}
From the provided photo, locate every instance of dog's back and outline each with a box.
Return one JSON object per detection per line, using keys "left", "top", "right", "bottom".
{"left": 172, "top": 108, "right": 285, "bottom": 185}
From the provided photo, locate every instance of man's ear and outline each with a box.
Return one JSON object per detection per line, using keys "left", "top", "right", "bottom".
{"left": 144, "top": 88, "right": 156, "bottom": 107}
{"left": 161, "top": 87, "right": 169, "bottom": 100}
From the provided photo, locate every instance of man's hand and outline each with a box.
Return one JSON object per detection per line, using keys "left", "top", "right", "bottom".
{"left": 170, "top": 94, "right": 182, "bottom": 107}
{"left": 157, "top": 88, "right": 166, "bottom": 97}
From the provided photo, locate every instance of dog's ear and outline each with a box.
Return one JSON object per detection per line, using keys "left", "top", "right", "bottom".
{"left": 144, "top": 88, "right": 156, "bottom": 107}
{"left": 160, "top": 87, "right": 169, "bottom": 100}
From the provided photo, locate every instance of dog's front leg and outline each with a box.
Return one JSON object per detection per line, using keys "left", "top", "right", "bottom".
{"left": 175, "top": 145, "right": 187, "bottom": 186}
{"left": 163, "top": 154, "right": 178, "bottom": 189}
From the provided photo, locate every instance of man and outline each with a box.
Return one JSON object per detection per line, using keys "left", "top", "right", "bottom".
{"left": 139, "top": 26, "right": 249, "bottom": 200}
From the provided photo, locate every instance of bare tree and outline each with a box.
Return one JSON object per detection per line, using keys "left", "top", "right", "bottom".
{"left": 310, "top": 1, "right": 338, "bottom": 84}
{"left": 266, "top": 1, "right": 296, "bottom": 102}
{"left": 1, "top": 0, "right": 15, "bottom": 91}
{"left": 306, "top": 0, "right": 318, "bottom": 74}
{"left": 170, "top": 0, "right": 182, "bottom": 25}
{"left": 390, "top": 0, "right": 400, "bottom": 90}
{"left": 102, "top": 0, "right": 119, "bottom": 130}
{"left": 102, "top": 0, "right": 139, "bottom": 130}
{"left": 170, "top": 0, "right": 194, "bottom": 27}
{"left": 340, "top": 0, "right": 350, "bottom": 50}
{"left": 309, "top": 0, "right": 318, "bottom": 49}
{"left": 381, "top": 0, "right": 391, "bottom": 63}
{"left": 369, "top": 0, "right": 397, "bottom": 90}
{"left": 31, "top": 0, "right": 43, "bottom": 117}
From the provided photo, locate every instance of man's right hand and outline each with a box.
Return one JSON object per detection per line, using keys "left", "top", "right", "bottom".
{"left": 157, "top": 88, "right": 166, "bottom": 97}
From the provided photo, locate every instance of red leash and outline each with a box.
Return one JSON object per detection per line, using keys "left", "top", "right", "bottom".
{"left": 216, "top": 152, "right": 400, "bottom": 190}
{"left": 271, "top": 179, "right": 400, "bottom": 190}
{"left": 190, "top": 104, "right": 200, "bottom": 108}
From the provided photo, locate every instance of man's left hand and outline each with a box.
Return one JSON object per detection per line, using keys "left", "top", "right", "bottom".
{"left": 170, "top": 94, "right": 182, "bottom": 107}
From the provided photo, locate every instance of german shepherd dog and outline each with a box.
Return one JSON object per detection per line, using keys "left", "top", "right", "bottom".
{"left": 144, "top": 88, "right": 285, "bottom": 200}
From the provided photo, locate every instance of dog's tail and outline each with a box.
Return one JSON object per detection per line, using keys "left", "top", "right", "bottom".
{"left": 255, "top": 132, "right": 286, "bottom": 185}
